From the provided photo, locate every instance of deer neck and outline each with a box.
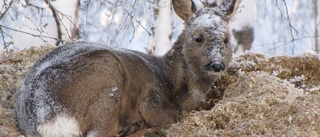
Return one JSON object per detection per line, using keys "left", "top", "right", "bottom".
{"left": 162, "top": 38, "right": 214, "bottom": 111}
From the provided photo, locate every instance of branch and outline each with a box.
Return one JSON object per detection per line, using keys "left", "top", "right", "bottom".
{"left": 275, "top": 0, "right": 298, "bottom": 55}
{"left": 281, "top": 0, "right": 296, "bottom": 54}
{"left": 9, "top": 3, "right": 46, "bottom": 35}
{"left": 259, "top": 35, "right": 320, "bottom": 52}
{"left": 45, "top": 0, "right": 62, "bottom": 46}
{"left": 124, "top": 0, "right": 152, "bottom": 37}
{"left": 0, "top": 0, "right": 14, "bottom": 21}
{"left": 0, "top": 26, "right": 8, "bottom": 49}
{"left": 0, "top": 24, "right": 65, "bottom": 42}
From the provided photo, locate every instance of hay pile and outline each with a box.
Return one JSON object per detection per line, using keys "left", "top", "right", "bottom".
{"left": 168, "top": 52, "right": 320, "bottom": 136}
{"left": 0, "top": 46, "right": 53, "bottom": 136}
{"left": 0, "top": 46, "right": 319, "bottom": 136}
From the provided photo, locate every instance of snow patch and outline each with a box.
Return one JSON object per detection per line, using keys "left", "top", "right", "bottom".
{"left": 109, "top": 93, "right": 114, "bottom": 97}
{"left": 308, "top": 86, "right": 320, "bottom": 92}
{"left": 109, "top": 87, "right": 118, "bottom": 97}
{"left": 192, "top": 13, "right": 222, "bottom": 28}
{"left": 112, "top": 87, "right": 118, "bottom": 92}
{"left": 211, "top": 47, "right": 222, "bottom": 63}
{"left": 288, "top": 75, "right": 306, "bottom": 83}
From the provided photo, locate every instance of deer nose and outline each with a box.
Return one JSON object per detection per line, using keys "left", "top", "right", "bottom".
{"left": 210, "top": 63, "right": 225, "bottom": 72}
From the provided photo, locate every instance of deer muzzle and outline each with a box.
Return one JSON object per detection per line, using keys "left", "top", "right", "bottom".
{"left": 205, "top": 62, "right": 225, "bottom": 72}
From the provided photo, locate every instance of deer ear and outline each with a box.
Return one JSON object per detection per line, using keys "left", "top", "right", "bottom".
{"left": 221, "top": 0, "right": 242, "bottom": 19}
{"left": 172, "top": 0, "right": 196, "bottom": 21}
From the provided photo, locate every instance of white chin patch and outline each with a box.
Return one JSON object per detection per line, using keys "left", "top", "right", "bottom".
{"left": 207, "top": 71, "right": 223, "bottom": 76}
{"left": 37, "top": 114, "right": 82, "bottom": 137}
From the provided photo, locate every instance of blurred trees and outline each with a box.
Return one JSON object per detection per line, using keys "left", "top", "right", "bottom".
{"left": 0, "top": 0, "right": 157, "bottom": 51}
{"left": 0, "top": 0, "right": 319, "bottom": 56}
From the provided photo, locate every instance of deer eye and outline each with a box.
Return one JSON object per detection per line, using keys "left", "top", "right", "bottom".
{"left": 223, "top": 37, "right": 229, "bottom": 44}
{"left": 194, "top": 35, "right": 204, "bottom": 43}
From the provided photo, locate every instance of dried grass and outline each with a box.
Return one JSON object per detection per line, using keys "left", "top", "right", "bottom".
{"left": 0, "top": 47, "right": 319, "bottom": 136}
{"left": 169, "top": 52, "right": 320, "bottom": 136}
{"left": 0, "top": 46, "right": 54, "bottom": 136}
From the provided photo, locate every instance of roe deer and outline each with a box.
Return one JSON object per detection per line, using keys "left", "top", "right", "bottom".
{"left": 233, "top": 26, "right": 254, "bottom": 53}
{"left": 16, "top": 0, "right": 241, "bottom": 136}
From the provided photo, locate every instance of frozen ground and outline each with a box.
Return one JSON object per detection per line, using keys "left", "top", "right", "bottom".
{"left": 0, "top": 46, "right": 319, "bottom": 136}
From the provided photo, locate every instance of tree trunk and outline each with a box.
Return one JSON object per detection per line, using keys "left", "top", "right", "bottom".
{"left": 71, "top": 0, "right": 80, "bottom": 40}
{"left": 314, "top": 0, "right": 319, "bottom": 54}
{"left": 147, "top": 0, "right": 173, "bottom": 56}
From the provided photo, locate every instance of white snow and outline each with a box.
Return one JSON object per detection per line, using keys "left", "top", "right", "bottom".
{"left": 192, "top": 13, "right": 222, "bottom": 27}
{"left": 112, "top": 87, "right": 118, "bottom": 92}
{"left": 210, "top": 47, "right": 223, "bottom": 62}
{"left": 108, "top": 93, "right": 114, "bottom": 97}
{"left": 309, "top": 86, "right": 320, "bottom": 92}
{"left": 148, "top": 0, "right": 173, "bottom": 56}
{"left": 288, "top": 75, "right": 306, "bottom": 83}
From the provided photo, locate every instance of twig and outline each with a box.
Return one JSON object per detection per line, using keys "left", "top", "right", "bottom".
{"left": 275, "top": 0, "right": 298, "bottom": 55}
{"left": 0, "top": 0, "right": 14, "bottom": 21}
{"left": 45, "top": 0, "right": 62, "bottom": 46}
{"left": 0, "top": 26, "right": 7, "bottom": 49}
{"left": 0, "top": 24, "right": 64, "bottom": 42}
{"left": 259, "top": 35, "right": 320, "bottom": 51}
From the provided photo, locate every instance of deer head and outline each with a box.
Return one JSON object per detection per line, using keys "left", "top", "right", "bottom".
{"left": 170, "top": 0, "right": 241, "bottom": 79}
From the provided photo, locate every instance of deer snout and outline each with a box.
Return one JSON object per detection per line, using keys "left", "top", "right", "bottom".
{"left": 211, "top": 63, "right": 225, "bottom": 72}
{"left": 205, "top": 62, "right": 225, "bottom": 72}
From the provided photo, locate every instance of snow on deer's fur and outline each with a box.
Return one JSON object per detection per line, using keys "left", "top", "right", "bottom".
{"left": 16, "top": 0, "right": 241, "bottom": 136}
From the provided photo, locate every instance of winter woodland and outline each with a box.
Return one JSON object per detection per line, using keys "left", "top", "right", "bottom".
{"left": 0, "top": 0, "right": 319, "bottom": 56}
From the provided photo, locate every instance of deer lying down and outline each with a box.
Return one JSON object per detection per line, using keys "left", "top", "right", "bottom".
{"left": 16, "top": 0, "right": 240, "bottom": 136}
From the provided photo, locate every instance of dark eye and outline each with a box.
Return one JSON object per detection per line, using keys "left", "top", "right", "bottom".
{"left": 224, "top": 37, "right": 229, "bottom": 44}
{"left": 194, "top": 35, "right": 204, "bottom": 43}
